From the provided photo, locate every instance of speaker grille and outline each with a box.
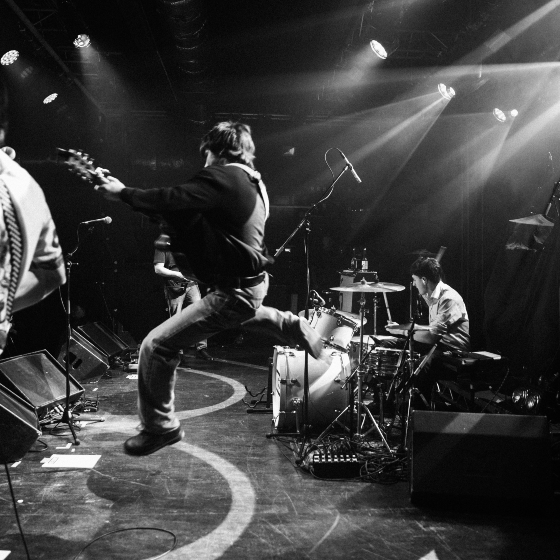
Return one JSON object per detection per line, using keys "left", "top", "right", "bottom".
{"left": 0, "top": 383, "right": 40, "bottom": 463}
{"left": 410, "top": 411, "right": 552, "bottom": 505}
{"left": 77, "top": 322, "right": 128, "bottom": 358}
{"left": 0, "top": 350, "right": 84, "bottom": 419}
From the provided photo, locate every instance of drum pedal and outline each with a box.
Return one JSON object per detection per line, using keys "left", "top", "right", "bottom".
{"left": 307, "top": 451, "right": 362, "bottom": 479}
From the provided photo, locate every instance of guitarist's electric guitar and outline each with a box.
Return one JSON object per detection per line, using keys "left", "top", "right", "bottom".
{"left": 59, "top": 147, "right": 181, "bottom": 271}
{"left": 57, "top": 148, "right": 109, "bottom": 186}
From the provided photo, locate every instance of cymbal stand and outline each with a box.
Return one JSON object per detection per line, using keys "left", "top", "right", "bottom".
{"left": 395, "top": 281, "right": 438, "bottom": 452}
{"left": 371, "top": 293, "right": 378, "bottom": 335}
{"left": 315, "top": 292, "right": 393, "bottom": 453}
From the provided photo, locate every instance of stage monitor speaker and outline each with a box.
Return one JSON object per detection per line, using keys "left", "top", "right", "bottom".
{"left": 410, "top": 411, "right": 552, "bottom": 506}
{"left": 0, "top": 351, "right": 84, "bottom": 420}
{"left": 0, "top": 384, "right": 41, "bottom": 463}
{"left": 58, "top": 330, "right": 109, "bottom": 382}
{"left": 77, "top": 322, "right": 129, "bottom": 359}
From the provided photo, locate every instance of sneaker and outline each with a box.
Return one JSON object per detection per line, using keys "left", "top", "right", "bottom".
{"left": 196, "top": 348, "right": 213, "bottom": 361}
{"left": 123, "top": 426, "right": 184, "bottom": 456}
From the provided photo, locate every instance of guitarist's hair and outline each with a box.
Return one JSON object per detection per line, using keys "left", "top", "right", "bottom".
{"left": 199, "top": 121, "right": 256, "bottom": 169}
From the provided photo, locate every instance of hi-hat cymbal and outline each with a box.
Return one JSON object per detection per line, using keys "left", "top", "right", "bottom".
{"left": 332, "top": 281, "right": 405, "bottom": 293}
{"left": 509, "top": 214, "right": 554, "bottom": 226}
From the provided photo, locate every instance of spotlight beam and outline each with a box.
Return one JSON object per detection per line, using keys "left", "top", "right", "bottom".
{"left": 4, "top": 0, "right": 104, "bottom": 115}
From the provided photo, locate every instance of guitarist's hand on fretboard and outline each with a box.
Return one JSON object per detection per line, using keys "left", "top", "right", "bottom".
{"left": 93, "top": 173, "right": 126, "bottom": 201}
{"left": 58, "top": 148, "right": 126, "bottom": 201}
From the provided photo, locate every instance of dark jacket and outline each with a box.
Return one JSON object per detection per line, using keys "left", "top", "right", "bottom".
{"left": 120, "top": 164, "right": 270, "bottom": 284}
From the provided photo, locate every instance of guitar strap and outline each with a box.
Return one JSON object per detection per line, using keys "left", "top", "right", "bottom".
{"left": 226, "top": 163, "right": 270, "bottom": 220}
{"left": 0, "top": 178, "right": 22, "bottom": 354}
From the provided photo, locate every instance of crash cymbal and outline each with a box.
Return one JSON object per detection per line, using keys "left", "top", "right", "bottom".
{"left": 332, "top": 281, "right": 405, "bottom": 293}
{"left": 509, "top": 214, "right": 554, "bottom": 226}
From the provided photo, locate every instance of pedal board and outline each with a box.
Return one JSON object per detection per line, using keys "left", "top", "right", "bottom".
{"left": 307, "top": 451, "right": 362, "bottom": 479}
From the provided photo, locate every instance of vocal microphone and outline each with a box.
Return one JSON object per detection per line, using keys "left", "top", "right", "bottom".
{"left": 1, "top": 146, "right": 16, "bottom": 160}
{"left": 80, "top": 216, "right": 112, "bottom": 226}
{"left": 341, "top": 153, "right": 362, "bottom": 184}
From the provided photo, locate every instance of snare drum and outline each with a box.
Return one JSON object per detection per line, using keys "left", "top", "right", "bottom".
{"left": 369, "top": 348, "right": 404, "bottom": 379}
{"left": 306, "top": 307, "right": 359, "bottom": 351}
{"left": 272, "top": 346, "right": 350, "bottom": 432}
{"left": 349, "top": 335, "right": 377, "bottom": 371}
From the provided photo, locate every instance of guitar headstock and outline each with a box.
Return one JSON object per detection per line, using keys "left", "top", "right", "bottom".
{"left": 57, "top": 148, "right": 108, "bottom": 186}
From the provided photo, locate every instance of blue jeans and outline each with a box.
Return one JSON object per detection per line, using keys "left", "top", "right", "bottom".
{"left": 165, "top": 283, "right": 207, "bottom": 350}
{"left": 138, "top": 274, "right": 324, "bottom": 433}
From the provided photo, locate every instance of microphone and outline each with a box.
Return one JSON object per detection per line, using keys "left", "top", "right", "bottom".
{"left": 341, "top": 153, "right": 362, "bottom": 184}
{"left": 80, "top": 216, "right": 112, "bottom": 226}
{"left": 310, "top": 290, "right": 326, "bottom": 307}
{"left": 1, "top": 146, "right": 16, "bottom": 160}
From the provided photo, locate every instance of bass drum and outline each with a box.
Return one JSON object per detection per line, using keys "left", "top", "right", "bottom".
{"left": 272, "top": 346, "right": 350, "bottom": 433}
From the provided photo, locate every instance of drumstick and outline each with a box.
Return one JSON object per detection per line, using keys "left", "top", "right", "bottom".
{"left": 435, "top": 246, "right": 447, "bottom": 262}
{"left": 383, "top": 292, "right": 392, "bottom": 322}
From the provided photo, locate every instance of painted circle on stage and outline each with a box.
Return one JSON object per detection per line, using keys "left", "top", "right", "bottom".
{"left": 95, "top": 369, "right": 255, "bottom": 559}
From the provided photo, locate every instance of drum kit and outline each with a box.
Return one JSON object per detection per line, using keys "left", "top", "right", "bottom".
{"left": 272, "top": 277, "right": 412, "bottom": 450}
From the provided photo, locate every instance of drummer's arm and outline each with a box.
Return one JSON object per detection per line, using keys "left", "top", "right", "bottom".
{"left": 413, "top": 322, "right": 445, "bottom": 345}
{"left": 385, "top": 321, "right": 444, "bottom": 345}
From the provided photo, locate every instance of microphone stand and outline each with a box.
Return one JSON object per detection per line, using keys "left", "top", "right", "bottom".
{"left": 53, "top": 222, "right": 97, "bottom": 444}
{"left": 271, "top": 165, "right": 350, "bottom": 460}
{"left": 54, "top": 239, "right": 81, "bottom": 445}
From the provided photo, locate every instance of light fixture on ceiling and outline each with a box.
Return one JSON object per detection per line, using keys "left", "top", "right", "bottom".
{"left": 370, "top": 40, "right": 388, "bottom": 60}
{"left": 73, "top": 34, "right": 91, "bottom": 49}
{"left": 43, "top": 93, "right": 58, "bottom": 104}
{"left": 438, "top": 83, "right": 456, "bottom": 100}
{"left": 493, "top": 108, "right": 518, "bottom": 122}
{"left": 1, "top": 50, "right": 19, "bottom": 66}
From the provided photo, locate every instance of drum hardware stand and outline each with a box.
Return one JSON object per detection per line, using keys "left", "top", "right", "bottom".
{"left": 314, "top": 289, "right": 393, "bottom": 453}
{"left": 393, "top": 281, "right": 439, "bottom": 452}
{"left": 399, "top": 343, "right": 438, "bottom": 452}
{"left": 270, "top": 155, "right": 350, "bottom": 457}
{"left": 245, "top": 358, "right": 273, "bottom": 414}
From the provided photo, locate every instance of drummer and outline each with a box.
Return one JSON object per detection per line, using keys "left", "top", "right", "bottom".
{"left": 384, "top": 257, "right": 470, "bottom": 400}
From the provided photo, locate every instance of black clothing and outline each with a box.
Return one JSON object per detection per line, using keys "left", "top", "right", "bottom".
{"left": 121, "top": 165, "right": 270, "bottom": 284}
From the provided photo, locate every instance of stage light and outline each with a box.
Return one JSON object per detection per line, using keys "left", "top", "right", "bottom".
{"left": 493, "top": 108, "right": 518, "bottom": 122}
{"left": 370, "top": 40, "right": 388, "bottom": 60}
{"left": 1, "top": 50, "right": 19, "bottom": 66}
{"left": 493, "top": 108, "right": 506, "bottom": 122}
{"left": 43, "top": 93, "right": 58, "bottom": 104}
{"left": 20, "top": 66, "right": 34, "bottom": 80}
{"left": 438, "top": 83, "right": 455, "bottom": 100}
{"left": 73, "top": 34, "right": 91, "bottom": 49}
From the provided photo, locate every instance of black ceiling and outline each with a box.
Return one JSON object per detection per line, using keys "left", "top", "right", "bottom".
{"left": 0, "top": 0, "right": 557, "bottom": 126}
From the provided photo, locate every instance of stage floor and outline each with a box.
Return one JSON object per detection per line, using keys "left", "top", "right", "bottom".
{"left": 1, "top": 337, "right": 559, "bottom": 560}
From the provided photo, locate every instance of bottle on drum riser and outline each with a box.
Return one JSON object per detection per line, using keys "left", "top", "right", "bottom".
{"left": 350, "top": 247, "right": 358, "bottom": 270}
{"left": 361, "top": 247, "right": 368, "bottom": 271}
